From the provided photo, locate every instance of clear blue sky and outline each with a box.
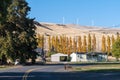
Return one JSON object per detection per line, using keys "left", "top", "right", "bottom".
{"left": 27, "top": 0, "right": 120, "bottom": 27}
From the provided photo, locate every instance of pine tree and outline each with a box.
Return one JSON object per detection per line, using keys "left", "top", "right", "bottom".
{"left": 6, "top": 0, "right": 37, "bottom": 63}
{"left": 0, "top": 0, "right": 12, "bottom": 64}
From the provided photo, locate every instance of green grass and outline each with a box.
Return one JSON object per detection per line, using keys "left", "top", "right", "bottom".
{"left": 75, "top": 63, "right": 120, "bottom": 72}
{"left": 0, "top": 66, "right": 7, "bottom": 69}
{"left": 70, "top": 61, "right": 120, "bottom": 64}
{"left": 0, "top": 65, "right": 15, "bottom": 70}
{"left": 85, "top": 69, "right": 120, "bottom": 72}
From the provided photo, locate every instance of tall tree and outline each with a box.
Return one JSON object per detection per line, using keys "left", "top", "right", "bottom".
{"left": 82, "top": 35, "right": 87, "bottom": 52}
{"left": 37, "top": 34, "right": 44, "bottom": 49}
{"left": 48, "top": 36, "right": 51, "bottom": 51}
{"left": 51, "top": 36, "right": 56, "bottom": 52}
{"left": 88, "top": 33, "right": 91, "bottom": 52}
{"left": 6, "top": 0, "right": 37, "bottom": 63}
{"left": 77, "top": 36, "right": 82, "bottom": 52}
{"left": 0, "top": 0, "right": 13, "bottom": 64}
{"left": 59, "top": 36, "right": 63, "bottom": 53}
{"left": 107, "top": 35, "right": 111, "bottom": 55}
{"left": 63, "top": 36, "right": 68, "bottom": 54}
{"left": 67, "top": 37, "right": 72, "bottom": 55}
{"left": 101, "top": 35, "right": 106, "bottom": 52}
{"left": 73, "top": 37, "right": 77, "bottom": 52}
{"left": 55, "top": 35, "right": 61, "bottom": 53}
{"left": 112, "top": 35, "right": 115, "bottom": 45}
{"left": 116, "top": 32, "right": 119, "bottom": 40}
{"left": 92, "top": 34, "right": 96, "bottom": 52}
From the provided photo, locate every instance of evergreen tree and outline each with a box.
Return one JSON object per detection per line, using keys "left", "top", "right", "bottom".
{"left": 0, "top": 0, "right": 13, "bottom": 64}
{"left": 0, "top": 0, "right": 38, "bottom": 64}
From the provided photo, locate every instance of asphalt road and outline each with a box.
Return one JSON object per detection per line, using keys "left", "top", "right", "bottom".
{"left": 0, "top": 64, "right": 120, "bottom": 80}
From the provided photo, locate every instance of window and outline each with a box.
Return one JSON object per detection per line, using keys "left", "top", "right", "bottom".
{"left": 80, "top": 55, "right": 83, "bottom": 59}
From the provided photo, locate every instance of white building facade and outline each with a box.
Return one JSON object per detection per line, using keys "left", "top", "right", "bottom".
{"left": 70, "top": 52, "right": 107, "bottom": 62}
{"left": 51, "top": 53, "right": 68, "bottom": 62}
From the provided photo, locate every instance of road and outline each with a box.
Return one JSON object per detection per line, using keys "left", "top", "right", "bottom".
{"left": 0, "top": 64, "right": 120, "bottom": 80}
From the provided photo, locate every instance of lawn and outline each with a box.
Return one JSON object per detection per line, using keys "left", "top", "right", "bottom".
{"left": 0, "top": 66, "right": 7, "bottom": 70}
{"left": 75, "top": 63, "right": 120, "bottom": 72}
{"left": 0, "top": 65, "right": 17, "bottom": 70}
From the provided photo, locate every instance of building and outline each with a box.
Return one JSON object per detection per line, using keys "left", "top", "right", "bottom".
{"left": 70, "top": 52, "right": 107, "bottom": 62}
{"left": 51, "top": 53, "right": 68, "bottom": 62}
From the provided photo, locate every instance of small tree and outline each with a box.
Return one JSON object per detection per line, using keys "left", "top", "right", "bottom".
{"left": 112, "top": 38, "right": 120, "bottom": 61}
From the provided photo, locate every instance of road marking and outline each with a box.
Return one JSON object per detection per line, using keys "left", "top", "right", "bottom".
{"left": 22, "top": 66, "right": 67, "bottom": 80}
{"left": 22, "top": 67, "right": 49, "bottom": 80}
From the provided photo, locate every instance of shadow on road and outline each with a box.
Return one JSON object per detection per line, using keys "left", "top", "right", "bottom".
{"left": 0, "top": 72, "right": 24, "bottom": 80}
{"left": 0, "top": 70, "right": 120, "bottom": 80}
{"left": 23, "top": 62, "right": 120, "bottom": 68}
